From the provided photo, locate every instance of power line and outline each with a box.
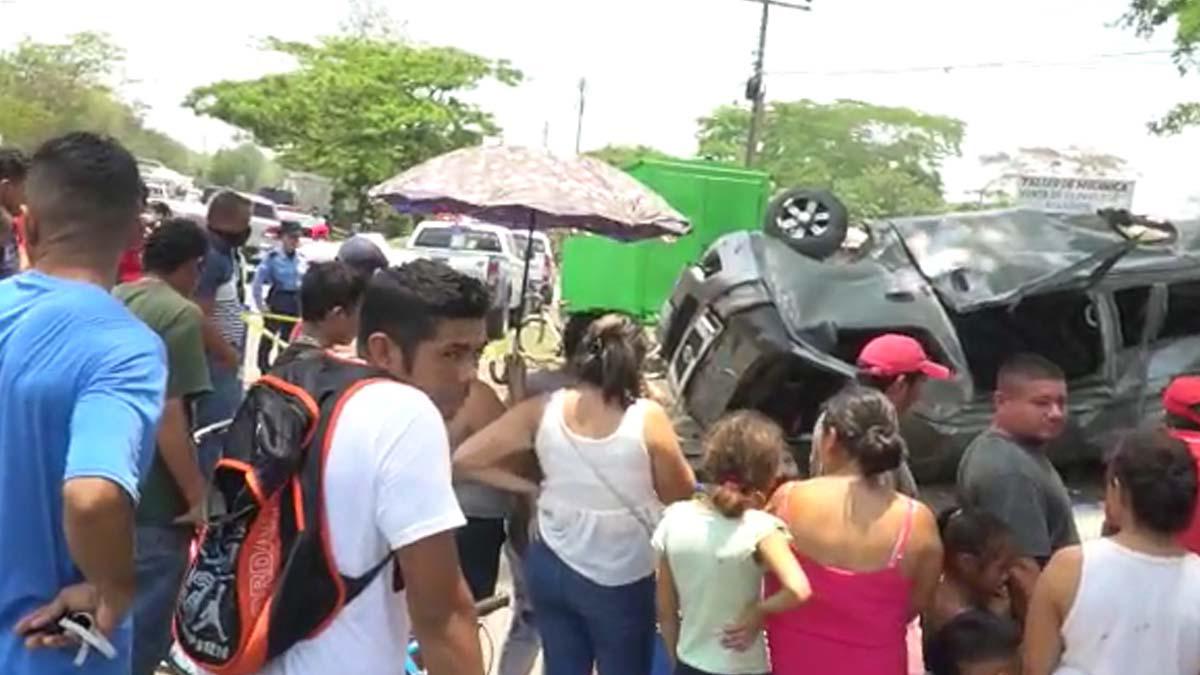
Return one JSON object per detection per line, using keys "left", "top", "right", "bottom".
{"left": 766, "top": 48, "right": 1176, "bottom": 78}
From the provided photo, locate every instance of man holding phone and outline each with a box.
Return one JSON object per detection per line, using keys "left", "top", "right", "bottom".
{"left": 0, "top": 133, "right": 166, "bottom": 673}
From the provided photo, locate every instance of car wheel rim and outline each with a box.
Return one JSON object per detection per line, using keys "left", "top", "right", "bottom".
{"left": 777, "top": 197, "right": 833, "bottom": 239}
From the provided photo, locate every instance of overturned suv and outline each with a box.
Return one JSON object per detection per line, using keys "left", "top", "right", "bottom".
{"left": 658, "top": 188, "right": 1199, "bottom": 481}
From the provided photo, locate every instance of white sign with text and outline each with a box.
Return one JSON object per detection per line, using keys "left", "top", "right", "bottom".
{"left": 1016, "top": 175, "right": 1136, "bottom": 213}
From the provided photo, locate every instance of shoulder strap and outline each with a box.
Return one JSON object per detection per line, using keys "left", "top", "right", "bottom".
{"left": 888, "top": 497, "right": 917, "bottom": 567}
{"left": 559, "top": 428, "right": 657, "bottom": 538}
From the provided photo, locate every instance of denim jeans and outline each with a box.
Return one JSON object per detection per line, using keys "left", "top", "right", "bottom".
{"left": 131, "top": 525, "right": 193, "bottom": 675}
{"left": 525, "top": 538, "right": 655, "bottom": 675}
{"left": 195, "top": 358, "right": 243, "bottom": 477}
{"left": 498, "top": 539, "right": 540, "bottom": 675}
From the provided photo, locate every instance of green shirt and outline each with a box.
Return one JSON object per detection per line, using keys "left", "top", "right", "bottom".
{"left": 114, "top": 278, "right": 212, "bottom": 525}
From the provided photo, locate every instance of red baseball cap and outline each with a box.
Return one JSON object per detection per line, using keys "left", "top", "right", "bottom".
{"left": 1163, "top": 376, "right": 1200, "bottom": 426}
{"left": 857, "top": 334, "right": 952, "bottom": 380}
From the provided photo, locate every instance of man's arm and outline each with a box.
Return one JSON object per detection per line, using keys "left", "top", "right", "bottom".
{"left": 196, "top": 252, "right": 240, "bottom": 368}
{"left": 375, "top": 388, "right": 482, "bottom": 675}
{"left": 157, "top": 398, "right": 207, "bottom": 509}
{"left": 398, "top": 533, "right": 484, "bottom": 675}
{"left": 251, "top": 257, "right": 270, "bottom": 311}
{"left": 55, "top": 337, "right": 165, "bottom": 637}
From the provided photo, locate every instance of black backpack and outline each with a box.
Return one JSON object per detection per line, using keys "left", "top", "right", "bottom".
{"left": 173, "top": 353, "right": 400, "bottom": 674}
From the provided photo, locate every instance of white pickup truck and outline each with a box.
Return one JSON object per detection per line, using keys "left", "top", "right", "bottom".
{"left": 407, "top": 219, "right": 529, "bottom": 338}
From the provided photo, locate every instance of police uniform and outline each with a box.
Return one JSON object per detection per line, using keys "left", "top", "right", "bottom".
{"left": 252, "top": 222, "right": 303, "bottom": 372}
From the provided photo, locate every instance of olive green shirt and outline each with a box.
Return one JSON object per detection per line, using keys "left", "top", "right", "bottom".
{"left": 115, "top": 278, "right": 212, "bottom": 525}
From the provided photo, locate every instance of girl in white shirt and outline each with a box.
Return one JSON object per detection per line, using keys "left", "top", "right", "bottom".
{"left": 653, "top": 411, "right": 812, "bottom": 675}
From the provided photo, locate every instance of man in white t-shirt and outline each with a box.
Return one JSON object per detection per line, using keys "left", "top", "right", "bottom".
{"left": 261, "top": 259, "right": 491, "bottom": 675}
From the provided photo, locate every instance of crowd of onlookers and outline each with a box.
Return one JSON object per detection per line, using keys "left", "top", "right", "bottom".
{"left": 3, "top": 131, "right": 1200, "bottom": 675}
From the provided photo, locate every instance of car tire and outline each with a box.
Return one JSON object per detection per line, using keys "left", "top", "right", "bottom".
{"left": 486, "top": 305, "right": 509, "bottom": 341}
{"left": 764, "top": 188, "right": 849, "bottom": 260}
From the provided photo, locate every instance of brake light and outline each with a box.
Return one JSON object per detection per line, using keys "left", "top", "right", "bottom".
{"left": 266, "top": 225, "right": 280, "bottom": 238}
{"left": 486, "top": 258, "right": 500, "bottom": 286}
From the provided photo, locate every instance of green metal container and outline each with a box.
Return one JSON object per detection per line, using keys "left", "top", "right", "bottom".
{"left": 561, "top": 158, "right": 770, "bottom": 321}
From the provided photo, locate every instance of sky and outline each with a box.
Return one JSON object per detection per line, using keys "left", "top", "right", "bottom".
{"left": 3, "top": 0, "right": 1199, "bottom": 215}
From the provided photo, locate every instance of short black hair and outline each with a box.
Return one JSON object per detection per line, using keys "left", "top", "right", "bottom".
{"left": 938, "top": 506, "right": 1012, "bottom": 561}
{"left": 358, "top": 259, "right": 490, "bottom": 365}
{"left": 997, "top": 353, "right": 1065, "bottom": 389}
{"left": 855, "top": 370, "right": 926, "bottom": 393}
{"left": 25, "top": 132, "right": 141, "bottom": 255}
{"left": 928, "top": 610, "right": 1020, "bottom": 675}
{"left": 301, "top": 261, "right": 368, "bottom": 322}
{"left": 1109, "top": 427, "right": 1199, "bottom": 534}
{"left": 142, "top": 218, "right": 208, "bottom": 275}
{"left": 207, "top": 190, "right": 250, "bottom": 223}
{"left": 0, "top": 147, "right": 30, "bottom": 182}
{"left": 562, "top": 310, "right": 606, "bottom": 359}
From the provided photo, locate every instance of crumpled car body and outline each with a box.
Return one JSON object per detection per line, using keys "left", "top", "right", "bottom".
{"left": 658, "top": 208, "right": 1200, "bottom": 481}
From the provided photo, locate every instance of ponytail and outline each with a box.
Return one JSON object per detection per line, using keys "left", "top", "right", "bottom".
{"left": 571, "top": 314, "right": 645, "bottom": 408}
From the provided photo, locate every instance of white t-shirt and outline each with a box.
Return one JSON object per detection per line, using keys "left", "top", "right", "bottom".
{"left": 260, "top": 381, "right": 466, "bottom": 675}
{"left": 652, "top": 499, "right": 788, "bottom": 675}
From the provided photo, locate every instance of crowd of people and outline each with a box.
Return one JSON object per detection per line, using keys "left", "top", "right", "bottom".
{"left": 3, "top": 131, "right": 1200, "bottom": 675}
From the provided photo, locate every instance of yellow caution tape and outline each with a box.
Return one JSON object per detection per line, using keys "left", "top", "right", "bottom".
{"left": 241, "top": 310, "right": 302, "bottom": 324}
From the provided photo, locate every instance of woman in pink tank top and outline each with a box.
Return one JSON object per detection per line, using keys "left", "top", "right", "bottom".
{"left": 765, "top": 387, "right": 943, "bottom": 675}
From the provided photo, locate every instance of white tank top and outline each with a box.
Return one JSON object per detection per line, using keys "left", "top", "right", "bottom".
{"left": 534, "top": 390, "right": 663, "bottom": 587}
{"left": 1056, "top": 538, "right": 1200, "bottom": 675}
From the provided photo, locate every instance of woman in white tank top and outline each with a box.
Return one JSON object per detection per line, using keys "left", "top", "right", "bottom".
{"left": 1024, "top": 427, "right": 1200, "bottom": 675}
{"left": 455, "top": 314, "right": 696, "bottom": 675}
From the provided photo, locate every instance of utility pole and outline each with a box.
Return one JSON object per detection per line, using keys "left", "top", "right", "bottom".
{"left": 575, "top": 77, "right": 587, "bottom": 155}
{"left": 741, "top": 0, "right": 810, "bottom": 167}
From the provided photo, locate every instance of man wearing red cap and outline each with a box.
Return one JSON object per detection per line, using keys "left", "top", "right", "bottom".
{"left": 811, "top": 334, "right": 953, "bottom": 496}
{"left": 1158, "top": 375, "right": 1200, "bottom": 555}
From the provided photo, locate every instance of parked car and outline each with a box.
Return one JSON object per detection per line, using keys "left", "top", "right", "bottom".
{"left": 658, "top": 190, "right": 1194, "bottom": 481}
{"left": 408, "top": 218, "right": 525, "bottom": 338}
{"left": 513, "top": 230, "right": 555, "bottom": 306}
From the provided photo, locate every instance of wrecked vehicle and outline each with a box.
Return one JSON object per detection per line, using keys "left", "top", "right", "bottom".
{"left": 658, "top": 193, "right": 1199, "bottom": 481}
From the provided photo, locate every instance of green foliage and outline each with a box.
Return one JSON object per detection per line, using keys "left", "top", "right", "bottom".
{"left": 186, "top": 35, "right": 522, "bottom": 221}
{"left": 697, "top": 99, "right": 965, "bottom": 220}
{"left": 1123, "top": 1, "right": 1200, "bottom": 134}
{"left": 586, "top": 144, "right": 678, "bottom": 168}
{"left": 0, "top": 33, "right": 198, "bottom": 171}
{"left": 205, "top": 143, "right": 280, "bottom": 191}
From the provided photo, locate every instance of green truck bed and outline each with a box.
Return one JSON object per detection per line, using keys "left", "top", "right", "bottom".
{"left": 560, "top": 158, "right": 770, "bottom": 322}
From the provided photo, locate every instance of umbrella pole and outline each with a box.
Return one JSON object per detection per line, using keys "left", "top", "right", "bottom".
{"left": 515, "top": 213, "right": 536, "bottom": 343}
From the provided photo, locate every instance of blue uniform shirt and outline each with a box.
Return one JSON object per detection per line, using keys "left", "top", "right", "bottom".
{"left": 0, "top": 271, "right": 166, "bottom": 675}
{"left": 251, "top": 246, "right": 301, "bottom": 310}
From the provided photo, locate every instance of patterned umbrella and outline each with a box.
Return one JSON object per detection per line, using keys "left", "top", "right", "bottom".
{"left": 369, "top": 145, "right": 691, "bottom": 240}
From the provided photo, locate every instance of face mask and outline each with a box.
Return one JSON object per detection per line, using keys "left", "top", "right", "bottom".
{"left": 211, "top": 228, "right": 250, "bottom": 249}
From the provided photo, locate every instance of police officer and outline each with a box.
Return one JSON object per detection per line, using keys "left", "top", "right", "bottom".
{"left": 252, "top": 220, "right": 303, "bottom": 372}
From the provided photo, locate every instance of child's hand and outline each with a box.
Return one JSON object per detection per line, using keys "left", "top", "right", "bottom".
{"left": 720, "top": 604, "right": 765, "bottom": 652}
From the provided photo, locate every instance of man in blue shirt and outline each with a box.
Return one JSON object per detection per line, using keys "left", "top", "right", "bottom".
{"left": 252, "top": 219, "right": 302, "bottom": 372}
{"left": 0, "top": 132, "right": 167, "bottom": 674}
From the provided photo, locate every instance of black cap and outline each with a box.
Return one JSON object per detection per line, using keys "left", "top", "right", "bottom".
{"left": 280, "top": 220, "right": 304, "bottom": 237}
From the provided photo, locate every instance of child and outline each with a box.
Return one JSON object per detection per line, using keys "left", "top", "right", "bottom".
{"left": 925, "top": 507, "right": 1018, "bottom": 674}
{"left": 652, "top": 411, "right": 811, "bottom": 675}
{"left": 930, "top": 610, "right": 1021, "bottom": 675}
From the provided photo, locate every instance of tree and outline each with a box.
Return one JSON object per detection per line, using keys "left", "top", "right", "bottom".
{"left": 0, "top": 33, "right": 198, "bottom": 171}
{"left": 206, "top": 143, "right": 280, "bottom": 191}
{"left": 1124, "top": 0, "right": 1200, "bottom": 133}
{"left": 697, "top": 99, "right": 965, "bottom": 220}
{"left": 586, "top": 144, "right": 679, "bottom": 168}
{"left": 185, "top": 35, "right": 522, "bottom": 222}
